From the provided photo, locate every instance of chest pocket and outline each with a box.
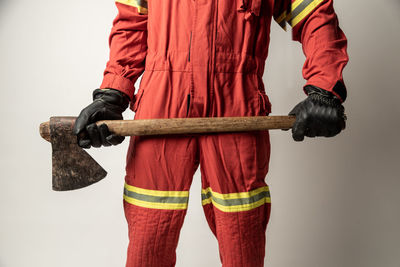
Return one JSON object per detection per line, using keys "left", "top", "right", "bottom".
{"left": 237, "top": 0, "right": 262, "bottom": 20}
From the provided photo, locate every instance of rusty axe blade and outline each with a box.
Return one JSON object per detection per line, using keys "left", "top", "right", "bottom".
{"left": 40, "top": 117, "right": 107, "bottom": 191}
{"left": 40, "top": 115, "right": 295, "bottom": 191}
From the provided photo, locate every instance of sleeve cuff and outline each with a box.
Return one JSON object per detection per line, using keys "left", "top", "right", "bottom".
{"left": 100, "top": 73, "right": 135, "bottom": 101}
{"left": 304, "top": 80, "right": 347, "bottom": 103}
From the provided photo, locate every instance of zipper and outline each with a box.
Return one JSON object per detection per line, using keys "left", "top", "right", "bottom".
{"left": 186, "top": 94, "right": 191, "bottom": 116}
{"left": 208, "top": 0, "right": 218, "bottom": 117}
{"left": 188, "top": 31, "right": 192, "bottom": 62}
{"left": 189, "top": 1, "right": 196, "bottom": 118}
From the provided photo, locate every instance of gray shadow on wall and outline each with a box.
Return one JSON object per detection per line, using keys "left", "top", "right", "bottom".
{"left": 0, "top": 0, "right": 9, "bottom": 8}
{"left": 0, "top": 0, "right": 11, "bottom": 30}
{"left": 0, "top": 0, "right": 10, "bottom": 17}
{"left": 391, "top": 0, "right": 400, "bottom": 8}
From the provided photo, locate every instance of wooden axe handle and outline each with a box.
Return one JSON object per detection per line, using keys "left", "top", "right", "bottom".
{"left": 98, "top": 116, "right": 295, "bottom": 136}
{"left": 40, "top": 116, "right": 296, "bottom": 141}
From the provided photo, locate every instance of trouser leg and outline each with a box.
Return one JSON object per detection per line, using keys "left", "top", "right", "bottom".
{"left": 199, "top": 131, "right": 271, "bottom": 267}
{"left": 124, "top": 135, "right": 199, "bottom": 267}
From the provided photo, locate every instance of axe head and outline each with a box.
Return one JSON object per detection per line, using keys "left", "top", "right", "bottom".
{"left": 44, "top": 117, "right": 107, "bottom": 191}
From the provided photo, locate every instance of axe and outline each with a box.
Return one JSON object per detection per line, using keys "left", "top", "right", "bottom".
{"left": 40, "top": 116, "right": 295, "bottom": 191}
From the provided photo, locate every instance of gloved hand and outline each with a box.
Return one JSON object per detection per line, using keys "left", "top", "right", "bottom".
{"left": 289, "top": 85, "right": 346, "bottom": 142}
{"left": 73, "top": 88, "right": 130, "bottom": 148}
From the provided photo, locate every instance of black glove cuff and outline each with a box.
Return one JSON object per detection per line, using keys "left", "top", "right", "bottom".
{"left": 305, "top": 85, "right": 342, "bottom": 108}
{"left": 92, "top": 89, "right": 130, "bottom": 110}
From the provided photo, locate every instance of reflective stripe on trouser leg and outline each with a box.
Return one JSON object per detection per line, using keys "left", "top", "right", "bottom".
{"left": 201, "top": 187, "right": 271, "bottom": 267}
{"left": 123, "top": 184, "right": 189, "bottom": 267}
{"left": 124, "top": 183, "right": 189, "bottom": 210}
{"left": 124, "top": 135, "right": 199, "bottom": 267}
{"left": 201, "top": 186, "right": 271, "bottom": 213}
{"left": 199, "top": 131, "right": 271, "bottom": 267}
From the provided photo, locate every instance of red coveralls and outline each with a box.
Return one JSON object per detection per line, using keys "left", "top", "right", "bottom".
{"left": 100, "top": 0, "right": 348, "bottom": 266}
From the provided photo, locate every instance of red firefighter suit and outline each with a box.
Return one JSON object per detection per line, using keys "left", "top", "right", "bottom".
{"left": 100, "top": 0, "right": 348, "bottom": 266}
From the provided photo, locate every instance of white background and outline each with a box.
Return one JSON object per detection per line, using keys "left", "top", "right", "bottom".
{"left": 1, "top": 0, "right": 399, "bottom": 266}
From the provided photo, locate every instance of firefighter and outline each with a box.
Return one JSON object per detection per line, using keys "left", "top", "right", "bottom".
{"left": 74, "top": 0, "right": 348, "bottom": 266}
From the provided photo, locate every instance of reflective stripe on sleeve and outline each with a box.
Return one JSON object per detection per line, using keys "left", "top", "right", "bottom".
{"left": 289, "top": 0, "right": 324, "bottom": 27}
{"left": 275, "top": 0, "right": 324, "bottom": 29}
{"left": 201, "top": 186, "right": 271, "bottom": 213}
{"left": 116, "top": 0, "right": 148, "bottom": 14}
{"left": 124, "top": 183, "right": 189, "bottom": 210}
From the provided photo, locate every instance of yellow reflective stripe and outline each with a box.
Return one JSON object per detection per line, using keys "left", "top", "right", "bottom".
{"left": 202, "top": 198, "right": 212, "bottom": 206}
{"left": 124, "top": 195, "right": 188, "bottom": 210}
{"left": 292, "top": 0, "right": 304, "bottom": 11}
{"left": 284, "top": 0, "right": 304, "bottom": 23}
{"left": 202, "top": 186, "right": 269, "bottom": 200}
{"left": 125, "top": 183, "right": 189, "bottom": 198}
{"left": 291, "top": 0, "right": 324, "bottom": 27}
{"left": 116, "top": 0, "right": 148, "bottom": 14}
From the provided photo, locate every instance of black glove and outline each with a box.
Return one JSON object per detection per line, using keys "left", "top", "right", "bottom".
{"left": 289, "top": 85, "right": 346, "bottom": 142}
{"left": 73, "top": 89, "right": 130, "bottom": 148}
